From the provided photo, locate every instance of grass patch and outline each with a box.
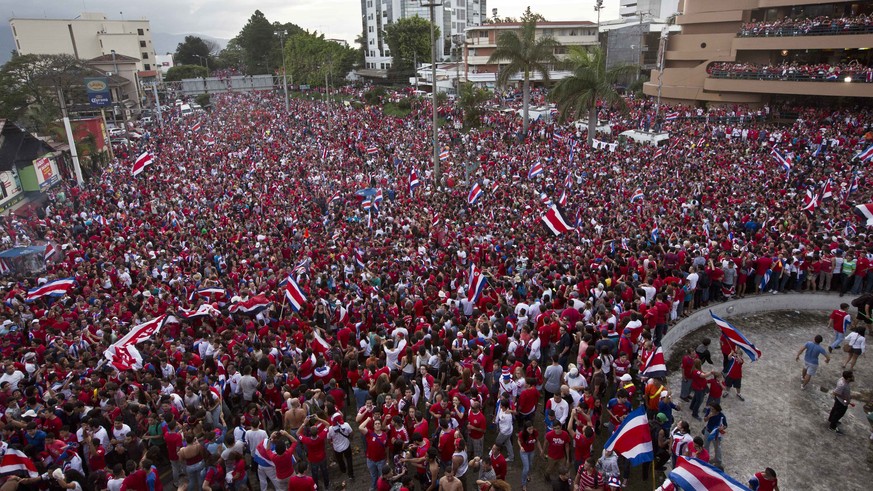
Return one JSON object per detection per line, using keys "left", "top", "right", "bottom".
{"left": 383, "top": 103, "right": 412, "bottom": 118}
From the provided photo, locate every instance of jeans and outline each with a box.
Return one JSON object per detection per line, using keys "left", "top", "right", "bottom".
{"left": 185, "top": 461, "right": 204, "bottom": 491}
{"left": 830, "top": 331, "right": 845, "bottom": 351}
{"left": 690, "top": 389, "right": 706, "bottom": 418}
{"left": 310, "top": 460, "right": 329, "bottom": 490}
{"left": 367, "top": 458, "right": 386, "bottom": 489}
{"left": 703, "top": 436, "right": 722, "bottom": 463}
{"left": 680, "top": 377, "right": 692, "bottom": 400}
{"left": 170, "top": 459, "right": 184, "bottom": 487}
{"left": 335, "top": 447, "right": 354, "bottom": 477}
{"left": 520, "top": 450, "right": 535, "bottom": 484}
{"left": 850, "top": 275, "right": 864, "bottom": 295}
{"left": 257, "top": 465, "right": 279, "bottom": 491}
{"left": 828, "top": 398, "right": 848, "bottom": 429}
{"left": 495, "top": 431, "right": 514, "bottom": 462}
{"left": 470, "top": 437, "right": 484, "bottom": 459}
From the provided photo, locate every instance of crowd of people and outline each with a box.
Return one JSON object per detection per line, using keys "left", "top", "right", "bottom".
{"left": 739, "top": 14, "right": 873, "bottom": 37}
{"left": 707, "top": 61, "right": 873, "bottom": 83}
{"left": 0, "top": 80, "right": 871, "bottom": 491}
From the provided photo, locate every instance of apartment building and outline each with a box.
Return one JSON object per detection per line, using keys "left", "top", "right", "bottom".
{"left": 464, "top": 21, "right": 598, "bottom": 86}
{"left": 643, "top": 0, "right": 873, "bottom": 105}
{"left": 362, "top": 0, "right": 488, "bottom": 72}
{"left": 9, "top": 12, "right": 156, "bottom": 72}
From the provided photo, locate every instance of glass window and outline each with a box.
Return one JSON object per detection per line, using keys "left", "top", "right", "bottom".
{"left": 140, "top": 41, "right": 146, "bottom": 47}
{"left": 142, "top": 52, "right": 148, "bottom": 59}
{"left": 137, "top": 28, "right": 144, "bottom": 35}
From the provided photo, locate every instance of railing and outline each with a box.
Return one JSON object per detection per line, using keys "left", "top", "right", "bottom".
{"left": 738, "top": 21, "right": 873, "bottom": 37}
{"left": 708, "top": 67, "right": 873, "bottom": 83}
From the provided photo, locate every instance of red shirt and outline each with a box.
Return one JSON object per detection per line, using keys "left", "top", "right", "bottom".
{"left": 490, "top": 451, "right": 507, "bottom": 479}
{"left": 573, "top": 429, "right": 595, "bottom": 462}
{"left": 299, "top": 428, "right": 328, "bottom": 463}
{"left": 438, "top": 430, "right": 455, "bottom": 462}
{"left": 467, "top": 410, "right": 487, "bottom": 440}
{"left": 544, "top": 429, "right": 570, "bottom": 460}
{"left": 691, "top": 370, "right": 709, "bottom": 390}
{"left": 517, "top": 387, "right": 539, "bottom": 415}
{"left": 288, "top": 474, "right": 317, "bottom": 490}
{"left": 365, "top": 431, "right": 389, "bottom": 462}
{"left": 830, "top": 309, "right": 850, "bottom": 334}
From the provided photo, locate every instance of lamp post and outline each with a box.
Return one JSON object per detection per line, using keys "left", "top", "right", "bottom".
{"left": 194, "top": 54, "right": 210, "bottom": 76}
{"left": 421, "top": 0, "right": 443, "bottom": 188}
{"left": 275, "top": 29, "right": 290, "bottom": 112}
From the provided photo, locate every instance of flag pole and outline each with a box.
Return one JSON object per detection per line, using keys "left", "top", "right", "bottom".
{"left": 279, "top": 290, "right": 287, "bottom": 320}
{"left": 652, "top": 460, "right": 656, "bottom": 491}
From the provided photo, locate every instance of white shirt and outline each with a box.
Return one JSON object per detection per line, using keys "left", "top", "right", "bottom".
{"left": 246, "top": 429, "right": 268, "bottom": 455}
{"left": 385, "top": 339, "right": 407, "bottom": 371}
{"left": 495, "top": 408, "right": 514, "bottom": 435}
{"left": 0, "top": 370, "right": 25, "bottom": 390}
{"left": 550, "top": 398, "right": 570, "bottom": 424}
{"left": 327, "top": 423, "right": 353, "bottom": 452}
{"left": 111, "top": 424, "right": 132, "bottom": 442}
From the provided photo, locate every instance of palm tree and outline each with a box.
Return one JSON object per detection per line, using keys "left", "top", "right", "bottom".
{"left": 487, "top": 19, "right": 559, "bottom": 137}
{"left": 551, "top": 45, "right": 636, "bottom": 147}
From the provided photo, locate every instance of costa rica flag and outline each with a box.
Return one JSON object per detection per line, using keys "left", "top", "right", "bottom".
{"left": 641, "top": 347, "right": 667, "bottom": 377}
{"left": 466, "top": 264, "right": 487, "bottom": 303}
{"left": 440, "top": 149, "right": 450, "bottom": 161}
{"left": 603, "top": 406, "right": 654, "bottom": 466}
{"left": 668, "top": 456, "right": 752, "bottom": 490}
{"left": 541, "top": 205, "right": 574, "bottom": 236}
{"left": 26, "top": 278, "right": 76, "bottom": 302}
{"left": 664, "top": 112, "right": 680, "bottom": 121}
{"left": 283, "top": 276, "right": 307, "bottom": 312}
{"left": 409, "top": 168, "right": 420, "bottom": 194}
{"left": 528, "top": 161, "right": 544, "bottom": 179}
{"left": 856, "top": 144, "right": 873, "bottom": 163}
{"left": 854, "top": 203, "right": 873, "bottom": 227}
{"left": 710, "top": 311, "right": 761, "bottom": 361}
{"left": 468, "top": 183, "right": 483, "bottom": 205}
{"left": 132, "top": 151, "right": 154, "bottom": 176}
{"left": 631, "top": 188, "right": 644, "bottom": 202}
{"left": 228, "top": 295, "right": 272, "bottom": 316}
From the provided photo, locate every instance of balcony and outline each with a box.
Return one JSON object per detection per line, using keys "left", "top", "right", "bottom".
{"left": 704, "top": 74, "right": 873, "bottom": 98}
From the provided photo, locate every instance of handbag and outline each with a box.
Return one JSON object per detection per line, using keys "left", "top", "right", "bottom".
{"left": 842, "top": 343, "right": 853, "bottom": 353}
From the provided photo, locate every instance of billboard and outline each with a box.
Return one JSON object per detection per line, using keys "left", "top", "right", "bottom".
{"left": 84, "top": 77, "right": 112, "bottom": 107}
{"left": 33, "top": 155, "right": 61, "bottom": 190}
{"left": 0, "top": 169, "right": 23, "bottom": 207}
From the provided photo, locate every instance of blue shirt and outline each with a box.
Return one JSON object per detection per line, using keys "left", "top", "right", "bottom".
{"left": 803, "top": 342, "right": 828, "bottom": 365}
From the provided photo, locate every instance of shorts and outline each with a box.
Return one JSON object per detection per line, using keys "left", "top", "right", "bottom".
{"left": 852, "top": 348, "right": 863, "bottom": 356}
{"left": 859, "top": 312, "right": 872, "bottom": 325}
{"left": 725, "top": 377, "right": 741, "bottom": 390}
{"left": 804, "top": 363, "right": 818, "bottom": 376}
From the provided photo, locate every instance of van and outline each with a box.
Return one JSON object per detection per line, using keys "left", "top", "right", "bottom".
{"left": 180, "top": 104, "right": 193, "bottom": 117}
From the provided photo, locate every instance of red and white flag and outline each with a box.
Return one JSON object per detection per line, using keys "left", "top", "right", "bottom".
{"left": 132, "top": 151, "right": 154, "bottom": 176}
{"left": 854, "top": 203, "right": 873, "bottom": 227}
{"left": 103, "top": 315, "right": 171, "bottom": 370}
{"left": 44, "top": 243, "right": 56, "bottom": 262}
{"left": 541, "top": 205, "right": 574, "bottom": 236}
{"left": 0, "top": 448, "right": 39, "bottom": 478}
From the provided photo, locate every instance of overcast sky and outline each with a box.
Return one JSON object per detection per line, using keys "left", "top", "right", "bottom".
{"left": 2, "top": 0, "right": 619, "bottom": 44}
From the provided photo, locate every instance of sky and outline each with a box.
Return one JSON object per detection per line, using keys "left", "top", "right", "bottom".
{"left": 1, "top": 0, "right": 619, "bottom": 47}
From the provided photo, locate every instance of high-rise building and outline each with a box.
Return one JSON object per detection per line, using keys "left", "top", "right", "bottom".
{"left": 361, "top": 0, "right": 488, "bottom": 73}
{"left": 644, "top": 1, "right": 873, "bottom": 104}
{"left": 620, "top": 0, "right": 680, "bottom": 19}
{"left": 9, "top": 12, "right": 156, "bottom": 72}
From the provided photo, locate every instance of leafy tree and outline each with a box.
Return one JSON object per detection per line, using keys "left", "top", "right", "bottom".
{"left": 174, "top": 36, "right": 211, "bottom": 66}
{"left": 237, "top": 10, "right": 277, "bottom": 74}
{"left": 457, "top": 82, "right": 491, "bottom": 129}
{"left": 165, "top": 64, "right": 208, "bottom": 81}
{"left": 550, "top": 46, "right": 636, "bottom": 146}
{"left": 285, "top": 31, "right": 358, "bottom": 87}
{"left": 216, "top": 39, "right": 245, "bottom": 71}
{"left": 520, "top": 6, "right": 547, "bottom": 23}
{"left": 383, "top": 16, "right": 439, "bottom": 74}
{"left": 487, "top": 19, "right": 559, "bottom": 136}
{"left": 354, "top": 31, "right": 367, "bottom": 66}
{"left": 0, "top": 54, "right": 89, "bottom": 124}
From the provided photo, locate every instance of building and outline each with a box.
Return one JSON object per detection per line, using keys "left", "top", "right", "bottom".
{"left": 361, "top": 0, "right": 488, "bottom": 73}
{"left": 155, "top": 54, "right": 175, "bottom": 75}
{"left": 464, "top": 21, "right": 599, "bottom": 87}
{"left": 620, "top": 0, "right": 681, "bottom": 19}
{"left": 0, "top": 120, "right": 67, "bottom": 212}
{"left": 644, "top": 1, "right": 873, "bottom": 105}
{"left": 9, "top": 12, "right": 157, "bottom": 72}
{"left": 600, "top": 15, "right": 680, "bottom": 72}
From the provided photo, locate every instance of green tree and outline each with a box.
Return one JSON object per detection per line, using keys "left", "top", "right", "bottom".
{"left": 520, "top": 6, "right": 547, "bottom": 23}
{"left": 174, "top": 36, "right": 211, "bottom": 66}
{"left": 550, "top": 46, "right": 636, "bottom": 146}
{"left": 216, "top": 38, "right": 245, "bottom": 71}
{"left": 457, "top": 82, "right": 491, "bottom": 129}
{"left": 354, "top": 31, "right": 367, "bottom": 66}
{"left": 0, "top": 53, "right": 88, "bottom": 124}
{"left": 165, "top": 64, "right": 208, "bottom": 81}
{"left": 383, "top": 16, "right": 438, "bottom": 74}
{"left": 487, "top": 18, "right": 559, "bottom": 136}
{"left": 285, "top": 31, "right": 358, "bottom": 87}
{"left": 237, "top": 10, "right": 277, "bottom": 74}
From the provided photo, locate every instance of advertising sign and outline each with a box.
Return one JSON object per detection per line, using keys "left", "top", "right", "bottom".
{"left": 33, "top": 156, "right": 61, "bottom": 190}
{"left": 84, "top": 77, "right": 112, "bottom": 107}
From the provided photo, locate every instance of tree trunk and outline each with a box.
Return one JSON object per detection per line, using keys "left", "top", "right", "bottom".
{"left": 522, "top": 71, "right": 531, "bottom": 137}
{"left": 587, "top": 104, "right": 597, "bottom": 147}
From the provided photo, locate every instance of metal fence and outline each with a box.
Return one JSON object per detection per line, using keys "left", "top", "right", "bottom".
{"left": 708, "top": 69, "right": 873, "bottom": 83}
{"left": 738, "top": 23, "right": 873, "bottom": 37}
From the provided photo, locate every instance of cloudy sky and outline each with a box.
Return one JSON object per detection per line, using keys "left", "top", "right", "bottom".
{"left": 2, "top": 0, "right": 618, "bottom": 46}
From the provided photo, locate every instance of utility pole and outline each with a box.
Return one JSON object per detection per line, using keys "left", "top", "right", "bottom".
{"left": 275, "top": 29, "right": 290, "bottom": 112}
{"left": 421, "top": 0, "right": 443, "bottom": 188}
{"left": 57, "top": 86, "right": 84, "bottom": 186}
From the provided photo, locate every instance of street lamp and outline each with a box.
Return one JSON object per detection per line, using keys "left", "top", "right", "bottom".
{"left": 194, "top": 54, "right": 210, "bottom": 77}
{"left": 420, "top": 0, "right": 443, "bottom": 188}
{"left": 275, "top": 29, "right": 290, "bottom": 112}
